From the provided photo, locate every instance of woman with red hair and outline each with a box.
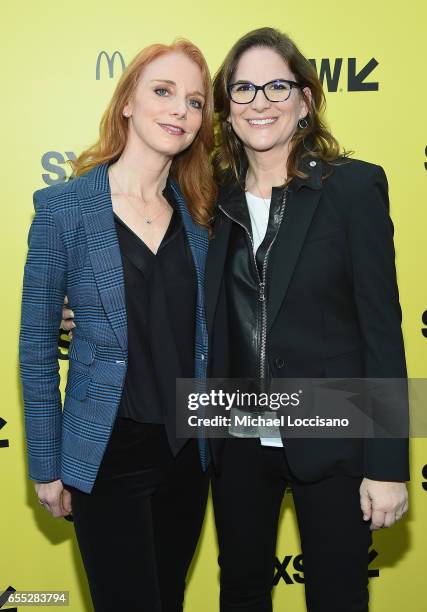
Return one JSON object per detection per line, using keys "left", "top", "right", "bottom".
{"left": 19, "top": 40, "right": 216, "bottom": 611}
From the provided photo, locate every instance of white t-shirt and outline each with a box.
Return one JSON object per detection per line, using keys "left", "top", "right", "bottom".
{"left": 246, "top": 192, "right": 284, "bottom": 448}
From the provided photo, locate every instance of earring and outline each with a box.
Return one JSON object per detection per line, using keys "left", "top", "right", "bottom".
{"left": 226, "top": 121, "right": 232, "bottom": 130}
{"left": 298, "top": 117, "right": 308, "bottom": 129}
{"left": 123, "top": 111, "right": 130, "bottom": 118}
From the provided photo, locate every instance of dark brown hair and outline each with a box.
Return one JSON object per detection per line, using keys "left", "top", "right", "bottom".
{"left": 71, "top": 39, "right": 216, "bottom": 231}
{"left": 213, "top": 27, "right": 349, "bottom": 185}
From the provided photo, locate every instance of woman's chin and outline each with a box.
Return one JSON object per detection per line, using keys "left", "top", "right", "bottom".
{"left": 245, "top": 139, "right": 278, "bottom": 154}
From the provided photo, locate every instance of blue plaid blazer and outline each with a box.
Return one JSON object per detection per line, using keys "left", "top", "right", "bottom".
{"left": 19, "top": 162, "right": 209, "bottom": 493}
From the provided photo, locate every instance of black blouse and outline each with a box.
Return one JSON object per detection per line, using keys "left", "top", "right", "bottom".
{"left": 114, "top": 184, "right": 196, "bottom": 424}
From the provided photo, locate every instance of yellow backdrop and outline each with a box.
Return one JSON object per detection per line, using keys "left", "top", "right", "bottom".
{"left": 2, "top": 0, "right": 426, "bottom": 610}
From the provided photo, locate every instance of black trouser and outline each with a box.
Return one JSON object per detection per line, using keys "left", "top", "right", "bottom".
{"left": 67, "top": 417, "right": 209, "bottom": 612}
{"left": 211, "top": 437, "right": 372, "bottom": 612}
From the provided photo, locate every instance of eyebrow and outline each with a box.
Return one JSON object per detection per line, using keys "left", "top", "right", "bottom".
{"left": 232, "top": 78, "right": 289, "bottom": 83}
{"left": 150, "top": 79, "right": 205, "bottom": 98}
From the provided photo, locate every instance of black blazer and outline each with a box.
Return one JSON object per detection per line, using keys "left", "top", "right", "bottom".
{"left": 205, "top": 156, "right": 409, "bottom": 483}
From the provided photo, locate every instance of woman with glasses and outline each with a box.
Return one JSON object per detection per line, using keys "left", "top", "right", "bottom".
{"left": 207, "top": 27, "right": 409, "bottom": 611}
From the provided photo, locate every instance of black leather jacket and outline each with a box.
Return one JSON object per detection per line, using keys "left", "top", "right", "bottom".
{"left": 219, "top": 183, "right": 288, "bottom": 380}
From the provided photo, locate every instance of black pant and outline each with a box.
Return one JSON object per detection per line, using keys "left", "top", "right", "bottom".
{"left": 67, "top": 417, "right": 209, "bottom": 612}
{"left": 211, "top": 437, "right": 372, "bottom": 612}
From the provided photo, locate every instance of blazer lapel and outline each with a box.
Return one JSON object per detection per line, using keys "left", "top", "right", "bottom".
{"left": 169, "top": 180, "right": 209, "bottom": 373}
{"left": 267, "top": 163, "right": 324, "bottom": 333}
{"left": 76, "top": 162, "right": 128, "bottom": 352}
{"left": 169, "top": 180, "right": 209, "bottom": 286}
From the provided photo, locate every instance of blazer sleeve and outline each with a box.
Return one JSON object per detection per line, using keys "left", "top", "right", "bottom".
{"left": 348, "top": 164, "right": 409, "bottom": 481}
{"left": 19, "top": 191, "right": 67, "bottom": 483}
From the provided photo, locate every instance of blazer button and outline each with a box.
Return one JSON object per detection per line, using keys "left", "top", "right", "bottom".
{"left": 274, "top": 357, "right": 285, "bottom": 369}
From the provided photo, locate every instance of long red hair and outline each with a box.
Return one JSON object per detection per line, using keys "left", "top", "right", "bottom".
{"left": 71, "top": 39, "right": 216, "bottom": 230}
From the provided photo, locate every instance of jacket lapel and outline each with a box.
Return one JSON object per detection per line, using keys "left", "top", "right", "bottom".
{"left": 267, "top": 161, "right": 324, "bottom": 333}
{"left": 205, "top": 180, "right": 246, "bottom": 337}
{"left": 169, "top": 180, "right": 209, "bottom": 287}
{"left": 169, "top": 180, "right": 209, "bottom": 374}
{"left": 76, "top": 162, "right": 128, "bottom": 352}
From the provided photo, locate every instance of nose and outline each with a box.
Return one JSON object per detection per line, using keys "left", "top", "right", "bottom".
{"left": 171, "top": 96, "right": 187, "bottom": 119}
{"left": 251, "top": 88, "right": 271, "bottom": 112}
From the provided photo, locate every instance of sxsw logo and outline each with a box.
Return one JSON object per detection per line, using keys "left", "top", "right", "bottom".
{"left": 422, "top": 310, "right": 427, "bottom": 338}
{"left": 273, "top": 554, "right": 304, "bottom": 585}
{"left": 273, "top": 549, "right": 380, "bottom": 585}
{"left": 96, "top": 50, "right": 126, "bottom": 80}
{"left": 308, "top": 58, "right": 379, "bottom": 92}
{"left": 0, "top": 585, "right": 17, "bottom": 610}
{"left": 41, "top": 151, "right": 76, "bottom": 185}
{"left": 0, "top": 417, "right": 9, "bottom": 449}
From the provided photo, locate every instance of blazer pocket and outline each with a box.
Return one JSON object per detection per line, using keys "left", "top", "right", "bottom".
{"left": 66, "top": 336, "right": 96, "bottom": 400}
{"left": 68, "top": 335, "right": 96, "bottom": 365}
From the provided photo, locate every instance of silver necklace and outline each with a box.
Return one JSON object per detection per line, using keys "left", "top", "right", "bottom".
{"left": 109, "top": 167, "right": 169, "bottom": 225}
{"left": 245, "top": 176, "right": 271, "bottom": 212}
{"left": 252, "top": 188, "right": 271, "bottom": 212}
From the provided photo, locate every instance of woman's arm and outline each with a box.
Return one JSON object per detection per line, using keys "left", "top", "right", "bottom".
{"left": 19, "top": 190, "right": 68, "bottom": 483}
{"left": 347, "top": 163, "right": 408, "bottom": 528}
{"left": 347, "top": 164, "right": 409, "bottom": 481}
{"left": 348, "top": 164, "right": 406, "bottom": 379}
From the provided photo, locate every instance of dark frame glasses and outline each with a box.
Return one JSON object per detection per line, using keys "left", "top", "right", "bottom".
{"left": 227, "top": 79, "right": 301, "bottom": 104}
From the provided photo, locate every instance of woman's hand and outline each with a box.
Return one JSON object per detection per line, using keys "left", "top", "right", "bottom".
{"left": 360, "top": 478, "right": 408, "bottom": 530}
{"left": 60, "top": 296, "right": 76, "bottom": 338}
{"left": 35, "top": 480, "right": 72, "bottom": 518}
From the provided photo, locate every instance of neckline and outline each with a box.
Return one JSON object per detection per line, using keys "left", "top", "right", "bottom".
{"left": 246, "top": 191, "right": 272, "bottom": 202}
{"left": 113, "top": 210, "right": 177, "bottom": 256}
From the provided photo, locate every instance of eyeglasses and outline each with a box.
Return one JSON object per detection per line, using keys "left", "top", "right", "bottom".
{"left": 227, "top": 79, "right": 301, "bottom": 104}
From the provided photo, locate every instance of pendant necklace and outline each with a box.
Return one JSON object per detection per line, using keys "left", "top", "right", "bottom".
{"left": 109, "top": 167, "right": 169, "bottom": 225}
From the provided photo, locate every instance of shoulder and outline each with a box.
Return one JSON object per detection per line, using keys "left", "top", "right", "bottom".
{"left": 323, "top": 156, "right": 387, "bottom": 189}
{"left": 32, "top": 170, "right": 97, "bottom": 220}
{"left": 33, "top": 175, "right": 85, "bottom": 210}
{"left": 322, "top": 157, "right": 389, "bottom": 207}
{"left": 321, "top": 157, "right": 390, "bottom": 224}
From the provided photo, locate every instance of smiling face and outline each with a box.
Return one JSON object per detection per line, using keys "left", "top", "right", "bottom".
{"left": 228, "top": 46, "right": 310, "bottom": 155}
{"left": 123, "top": 51, "right": 205, "bottom": 158}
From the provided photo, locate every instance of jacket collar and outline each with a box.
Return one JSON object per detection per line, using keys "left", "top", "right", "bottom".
{"left": 84, "top": 160, "right": 111, "bottom": 193}
{"left": 288, "top": 155, "right": 324, "bottom": 192}
{"left": 217, "top": 155, "right": 324, "bottom": 202}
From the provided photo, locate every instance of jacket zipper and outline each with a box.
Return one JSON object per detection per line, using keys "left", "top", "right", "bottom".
{"left": 218, "top": 187, "right": 288, "bottom": 379}
{"left": 258, "top": 188, "right": 288, "bottom": 378}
